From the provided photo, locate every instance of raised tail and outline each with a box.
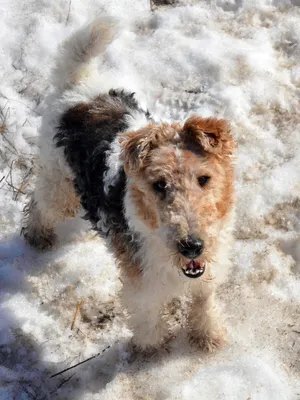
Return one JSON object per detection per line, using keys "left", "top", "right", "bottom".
{"left": 53, "top": 16, "right": 120, "bottom": 91}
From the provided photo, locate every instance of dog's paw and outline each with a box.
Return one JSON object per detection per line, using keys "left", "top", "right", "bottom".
{"left": 132, "top": 328, "right": 174, "bottom": 354}
{"left": 131, "top": 333, "right": 174, "bottom": 357}
{"left": 23, "top": 228, "right": 56, "bottom": 251}
{"left": 189, "top": 330, "right": 227, "bottom": 353}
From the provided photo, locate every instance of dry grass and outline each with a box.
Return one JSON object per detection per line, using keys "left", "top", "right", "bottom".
{"left": 71, "top": 300, "right": 83, "bottom": 330}
{"left": 0, "top": 103, "right": 37, "bottom": 200}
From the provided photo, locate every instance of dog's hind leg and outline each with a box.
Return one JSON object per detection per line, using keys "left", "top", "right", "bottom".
{"left": 23, "top": 165, "right": 80, "bottom": 250}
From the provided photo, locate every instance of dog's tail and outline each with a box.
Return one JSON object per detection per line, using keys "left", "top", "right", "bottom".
{"left": 53, "top": 17, "right": 120, "bottom": 91}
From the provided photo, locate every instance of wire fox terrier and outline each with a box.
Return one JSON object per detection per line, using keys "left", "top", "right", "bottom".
{"left": 23, "top": 17, "right": 236, "bottom": 351}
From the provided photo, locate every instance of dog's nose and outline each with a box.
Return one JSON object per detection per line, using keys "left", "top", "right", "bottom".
{"left": 177, "top": 236, "right": 204, "bottom": 259}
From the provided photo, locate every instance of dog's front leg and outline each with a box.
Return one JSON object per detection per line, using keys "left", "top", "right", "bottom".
{"left": 121, "top": 283, "right": 170, "bottom": 350}
{"left": 187, "top": 286, "right": 226, "bottom": 352}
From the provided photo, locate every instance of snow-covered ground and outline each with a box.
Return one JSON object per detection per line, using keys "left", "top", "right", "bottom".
{"left": 1, "top": 0, "right": 300, "bottom": 398}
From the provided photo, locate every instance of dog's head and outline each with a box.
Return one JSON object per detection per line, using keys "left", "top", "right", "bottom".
{"left": 120, "top": 116, "right": 236, "bottom": 278}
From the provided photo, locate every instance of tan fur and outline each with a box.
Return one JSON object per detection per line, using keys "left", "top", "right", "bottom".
{"left": 183, "top": 116, "right": 235, "bottom": 156}
{"left": 121, "top": 117, "right": 235, "bottom": 254}
{"left": 119, "top": 116, "right": 236, "bottom": 350}
{"left": 111, "top": 233, "right": 142, "bottom": 279}
{"left": 22, "top": 13, "right": 237, "bottom": 351}
{"left": 130, "top": 185, "right": 159, "bottom": 230}
{"left": 24, "top": 171, "right": 80, "bottom": 250}
{"left": 24, "top": 108, "right": 236, "bottom": 351}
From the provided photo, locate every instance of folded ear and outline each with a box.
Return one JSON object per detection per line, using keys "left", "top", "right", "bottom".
{"left": 183, "top": 116, "right": 235, "bottom": 156}
{"left": 119, "top": 126, "right": 152, "bottom": 172}
{"left": 120, "top": 122, "right": 178, "bottom": 173}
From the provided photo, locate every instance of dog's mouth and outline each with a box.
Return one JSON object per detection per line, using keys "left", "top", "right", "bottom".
{"left": 182, "top": 260, "right": 206, "bottom": 279}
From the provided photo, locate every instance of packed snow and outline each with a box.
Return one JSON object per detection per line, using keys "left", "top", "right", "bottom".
{"left": 1, "top": 0, "right": 300, "bottom": 398}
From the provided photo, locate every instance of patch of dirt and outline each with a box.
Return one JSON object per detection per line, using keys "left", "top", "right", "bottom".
{"left": 152, "top": 0, "right": 178, "bottom": 5}
{"left": 80, "top": 298, "right": 119, "bottom": 330}
{"left": 265, "top": 198, "right": 300, "bottom": 231}
{"left": 167, "top": 298, "right": 183, "bottom": 325}
{"left": 235, "top": 223, "right": 268, "bottom": 240}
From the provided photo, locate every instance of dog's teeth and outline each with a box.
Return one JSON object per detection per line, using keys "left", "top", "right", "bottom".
{"left": 182, "top": 262, "right": 206, "bottom": 278}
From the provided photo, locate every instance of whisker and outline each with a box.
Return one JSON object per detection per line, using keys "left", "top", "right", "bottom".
{"left": 168, "top": 251, "right": 180, "bottom": 257}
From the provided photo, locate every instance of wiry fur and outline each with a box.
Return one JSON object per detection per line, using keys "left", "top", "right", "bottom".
{"left": 23, "top": 17, "right": 236, "bottom": 351}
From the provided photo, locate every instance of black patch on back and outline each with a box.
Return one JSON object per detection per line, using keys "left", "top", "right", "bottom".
{"left": 55, "top": 90, "right": 150, "bottom": 236}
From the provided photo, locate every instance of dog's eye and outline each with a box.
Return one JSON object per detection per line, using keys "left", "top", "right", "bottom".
{"left": 153, "top": 180, "right": 167, "bottom": 197}
{"left": 198, "top": 176, "right": 211, "bottom": 187}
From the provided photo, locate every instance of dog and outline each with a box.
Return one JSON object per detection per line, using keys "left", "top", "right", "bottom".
{"left": 23, "top": 17, "right": 236, "bottom": 351}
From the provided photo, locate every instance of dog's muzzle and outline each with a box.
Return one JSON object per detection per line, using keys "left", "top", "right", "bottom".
{"left": 182, "top": 259, "right": 206, "bottom": 278}
{"left": 177, "top": 236, "right": 204, "bottom": 260}
{"left": 177, "top": 236, "right": 206, "bottom": 278}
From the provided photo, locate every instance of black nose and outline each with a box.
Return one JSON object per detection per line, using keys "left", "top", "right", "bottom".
{"left": 177, "top": 236, "right": 204, "bottom": 259}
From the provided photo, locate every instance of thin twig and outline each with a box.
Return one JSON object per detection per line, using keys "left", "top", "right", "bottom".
{"left": 5, "top": 162, "right": 26, "bottom": 195}
{"left": 0, "top": 93, "right": 41, "bottom": 116}
{"left": 50, "top": 373, "right": 76, "bottom": 394}
{"left": 14, "top": 180, "right": 29, "bottom": 200}
{"left": 57, "top": 372, "right": 76, "bottom": 389}
{"left": 76, "top": 328, "right": 86, "bottom": 337}
{"left": 0, "top": 188, "right": 13, "bottom": 193}
{"left": 71, "top": 300, "right": 83, "bottom": 330}
{"left": 0, "top": 149, "right": 8, "bottom": 162}
{"left": 22, "top": 118, "right": 31, "bottom": 127}
{"left": 66, "top": 0, "right": 72, "bottom": 25}
{"left": 14, "top": 166, "right": 33, "bottom": 201}
{"left": 3, "top": 140, "right": 19, "bottom": 156}
{"left": 0, "top": 102, "right": 10, "bottom": 127}
{"left": 0, "top": 106, "right": 19, "bottom": 155}
{"left": 8, "top": 160, "right": 15, "bottom": 195}
{"left": 50, "top": 343, "right": 114, "bottom": 378}
{"left": 6, "top": 181, "right": 25, "bottom": 194}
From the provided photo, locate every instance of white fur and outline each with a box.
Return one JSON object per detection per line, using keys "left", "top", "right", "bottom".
{"left": 124, "top": 111, "right": 149, "bottom": 132}
{"left": 122, "top": 174, "right": 235, "bottom": 349}
{"left": 96, "top": 210, "right": 111, "bottom": 235}
{"left": 53, "top": 16, "right": 120, "bottom": 92}
{"left": 25, "top": 17, "right": 235, "bottom": 351}
{"left": 103, "top": 137, "right": 123, "bottom": 196}
{"left": 25, "top": 17, "right": 121, "bottom": 248}
{"left": 120, "top": 229, "right": 184, "bottom": 349}
{"left": 123, "top": 179, "right": 151, "bottom": 237}
{"left": 103, "top": 110, "right": 148, "bottom": 196}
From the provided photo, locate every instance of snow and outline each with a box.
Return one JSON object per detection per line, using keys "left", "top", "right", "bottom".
{"left": 1, "top": 0, "right": 300, "bottom": 398}
{"left": 179, "top": 356, "right": 292, "bottom": 400}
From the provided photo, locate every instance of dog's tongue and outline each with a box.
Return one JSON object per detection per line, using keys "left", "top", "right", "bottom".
{"left": 182, "top": 259, "right": 206, "bottom": 278}
{"left": 186, "top": 259, "right": 199, "bottom": 271}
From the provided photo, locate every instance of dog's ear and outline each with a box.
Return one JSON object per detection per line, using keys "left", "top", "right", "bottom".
{"left": 120, "top": 122, "right": 176, "bottom": 172}
{"left": 120, "top": 124, "right": 156, "bottom": 172}
{"left": 183, "top": 116, "right": 235, "bottom": 156}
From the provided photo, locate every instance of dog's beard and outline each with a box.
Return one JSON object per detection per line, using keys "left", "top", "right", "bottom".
{"left": 170, "top": 250, "right": 206, "bottom": 279}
